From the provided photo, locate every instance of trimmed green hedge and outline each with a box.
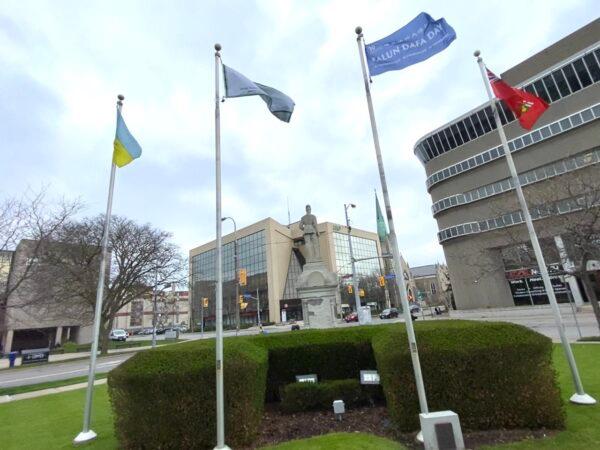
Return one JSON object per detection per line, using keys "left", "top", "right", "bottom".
{"left": 280, "top": 379, "right": 365, "bottom": 413}
{"left": 372, "top": 321, "right": 564, "bottom": 431}
{"left": 252, "top": 327, "right": 380, "bottom": 401}
{"left": 108, "top": 340, "right": 267, "bottom": 449}
{"left": 108, "top": 321, "right": 564, "bottom": 448}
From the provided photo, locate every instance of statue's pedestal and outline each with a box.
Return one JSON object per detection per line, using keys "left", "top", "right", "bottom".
{"left": 297, "top": 260, "right": 340, "bottom": 329}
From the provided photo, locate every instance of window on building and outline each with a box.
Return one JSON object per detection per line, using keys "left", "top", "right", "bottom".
{"left": 455, "top": 120, "right": 469, "bottom": 142}
{"left": 573, "top": 59, "right": 592, "bottom": 88}
{"left": 552, "top": 69, "right": 571, "bottom": 96}
{"left": 532, "top": 79, "right": 550, "bottom": 103}
{"left": 541, "top": 75, "right": 561, "bottom": 101}
{"left": 583, "top": 53, "right": 600, "bottom": 82}
{"left": 445, "top": 126, "right": 458, "bottom": 148}
{"left": 477, "top": 110, "right": 491, "bottom": 133}
{"left": 562, "top": 65, "right": 582, "bottom": 92}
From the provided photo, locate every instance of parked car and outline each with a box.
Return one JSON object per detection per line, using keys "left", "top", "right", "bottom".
{"left": 344, "top": 312, "right": 358, "bottom": 323}
{"left": 409, "top": 303, "right": 421, "bottom": 314}
{"left": 109, "top": 329, "right": 128, "bottom": 341}
{"left": 379, "top": 308, "right": 399, "bottom": 319}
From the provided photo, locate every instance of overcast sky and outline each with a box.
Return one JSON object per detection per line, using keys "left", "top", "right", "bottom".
{"left": 0, "top": 1, "right": 596, "bottom": 267}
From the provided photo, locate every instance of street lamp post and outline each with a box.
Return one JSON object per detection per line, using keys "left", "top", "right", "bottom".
{"left": 152, "top": 281, "right": 172, "bottom": 349}
{"left": 256, "top": 288, "right": 260, "bottom": 327}
{"left": 222, "top": 217, "right": 240, "bottom": 334}
{"left": 344, "top": 203, "right": 363, "bottom": 323}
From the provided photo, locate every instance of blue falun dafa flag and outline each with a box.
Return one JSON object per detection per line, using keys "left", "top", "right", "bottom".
{"left": 365, "top": 12, "right": 456, "bottom": 76}
{"left": 223, "top": 65, "right": 295, "bottom": 122}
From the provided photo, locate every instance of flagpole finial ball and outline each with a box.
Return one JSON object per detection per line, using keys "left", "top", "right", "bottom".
{"left": 473, "top": 50, "right": 481, "bottom": 57}
{"left": 214, "top": 43, "right": 222, "bottom": 51}
{"left": 355, "top": 26, "right": 362, "bottom": 35}
{"left": 117, "top": 94, "right": 125, "bottom": 101}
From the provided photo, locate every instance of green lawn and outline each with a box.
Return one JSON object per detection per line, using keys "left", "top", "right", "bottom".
{"left": 0, "top": 344, "right": 598, "bottom": 449}
{"left": 0, "top": 386, "right": 116, "bottom": 449}
{"left": 261, "top": 432, "right": 405, "bottom": 449}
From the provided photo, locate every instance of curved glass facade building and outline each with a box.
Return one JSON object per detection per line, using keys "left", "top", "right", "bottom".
{"left": 416, "top": 20, "right": 600, "bottom": 309}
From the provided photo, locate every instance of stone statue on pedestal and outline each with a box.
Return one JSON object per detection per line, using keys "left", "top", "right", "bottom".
{"left": 299, "top": 204, "right": 321, "bottom": 262}
{"left": 296, "top": 204, "right": 340, "bottom": 328}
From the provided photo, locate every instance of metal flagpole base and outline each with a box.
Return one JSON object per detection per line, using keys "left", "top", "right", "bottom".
{"left": 570, "top": 393, "right": 597, "bottom": 405}
{"left": 73, "top": 430, "right": 97, "bottom": 444}
{"left": 415, "top": 430, "right": 424, "bottom": 443}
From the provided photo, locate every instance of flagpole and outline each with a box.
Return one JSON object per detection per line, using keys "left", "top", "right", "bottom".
{"left": 474, "top": 51, "right": 595, "bottom": 405}
{"left": 73, "top": 95, "right": 121, "bottom": 445}
{"left": 213, "top": 43, "right": 231, "bottom": 450}
{"left": 355, "top": 27, "right": 430, "bottom": 417}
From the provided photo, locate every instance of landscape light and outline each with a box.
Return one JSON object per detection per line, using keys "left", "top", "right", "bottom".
{"left": 360, "top": 370, "right": 380, "bottom": 385}
{"left": 295, "top": 374, "right": 318, "bottom": 383}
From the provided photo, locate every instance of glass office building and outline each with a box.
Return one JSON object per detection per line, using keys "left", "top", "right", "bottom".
{"left": 188, "top": 217, "right": 399, "bottom": 326}
{"left": 191, "top": 230, "right": 269, "bottom": 328}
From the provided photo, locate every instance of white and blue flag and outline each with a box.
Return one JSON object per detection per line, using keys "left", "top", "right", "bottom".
{"left": 365, "top": 12, "right": 456, "bottom": 76}
{"left": 223, "top": 65, "right": 295, "bottom": 123}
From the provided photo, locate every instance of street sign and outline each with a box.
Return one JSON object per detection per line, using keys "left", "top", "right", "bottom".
{"left": 384, "top": 273, "right": 396, "bottom": 280}
{"left": 243, "top": 293, "right": 253, "bottom": 299}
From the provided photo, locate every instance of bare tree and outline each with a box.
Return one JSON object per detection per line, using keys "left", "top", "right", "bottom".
{"left": 470, "top": 169, "right": 600, "bottom": 331}
{"left": 0, "top": 189, "right": 82, "bottom": 334}
{"left": 49, "top": 215, "right": 185, "bottom": 353}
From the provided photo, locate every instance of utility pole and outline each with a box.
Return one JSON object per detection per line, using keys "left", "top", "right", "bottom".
{"left": 151, "top": 271, "right": 159, "bottom": 349}
{"left": 344, "top": 203, "right": 363, "bottom": 323}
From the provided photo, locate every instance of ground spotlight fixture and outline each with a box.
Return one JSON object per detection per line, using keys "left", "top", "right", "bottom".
{"left": 333, "top": 400, "right": 345, "bottom": 421}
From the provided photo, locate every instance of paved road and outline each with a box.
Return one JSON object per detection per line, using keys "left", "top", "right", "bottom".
{"left": 0, "top": 320, "right": 397, "bottom": 388}
{"left": 3, "top": 307, "right": 593, "bottom": 389}
{"left": 0, "top": 353, "right": 135, "bottom": 389}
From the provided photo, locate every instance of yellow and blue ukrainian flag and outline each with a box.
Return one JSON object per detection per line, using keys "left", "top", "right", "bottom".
{"left": 113, "top": 109, "right": 142, "bottom": 167}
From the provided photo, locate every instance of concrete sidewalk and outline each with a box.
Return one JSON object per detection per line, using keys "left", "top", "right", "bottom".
{"left": 0, "top": 378, "right": 107, "bottom": 404}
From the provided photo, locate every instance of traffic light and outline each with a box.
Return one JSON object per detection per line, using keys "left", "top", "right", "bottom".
{"left": 378, "top": 275, "right": 385, "bottom": 287}
{"left": 239, "top": 295, "right": 244, "bottom": 305}
{"left": 359, "top": 288, "right": 365, "bottom": 297}
{"left": 202, "top": 297, "right": 209, "bottom": 308}
{"left": 238, "top": 268, "right": 247, "bottom": 286}
{"left": 347, "top": 285, "right": 353, "bottom": 294}
{"left": 240, "top": 301, "right": 248, "bottom": 310}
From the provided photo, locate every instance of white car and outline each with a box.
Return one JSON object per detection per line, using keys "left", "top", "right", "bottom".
{"left": 109, "top": 329, "right": 128, "bottom": 341}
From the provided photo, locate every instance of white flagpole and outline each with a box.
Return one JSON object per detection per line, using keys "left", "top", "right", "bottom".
{"left": 474, "top": 51, "right": 595, "bottom": 405}
{"left": 355, "top": 27, "right": 430, "bottom": 417}
{"left": 213, "top": 43, "right": 231, "bottom": 450}
{"left": 73, "top": 95, "right": 122, "bottom": 445}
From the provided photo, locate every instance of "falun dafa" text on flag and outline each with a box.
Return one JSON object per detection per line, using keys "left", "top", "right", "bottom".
{"left": 365, "top": 12, "right": 456, "bottom": 76}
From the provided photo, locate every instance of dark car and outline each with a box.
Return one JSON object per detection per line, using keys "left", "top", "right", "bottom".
{"left": 344, "top": 312, "right": 358, "bottom": 323}
{"left": 379, "top": 308, "right": 399, "bottom": 319}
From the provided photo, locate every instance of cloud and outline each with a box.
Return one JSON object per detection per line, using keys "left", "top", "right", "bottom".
{"left": 0, "top": 0, "right": 595, "bottom": 269}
